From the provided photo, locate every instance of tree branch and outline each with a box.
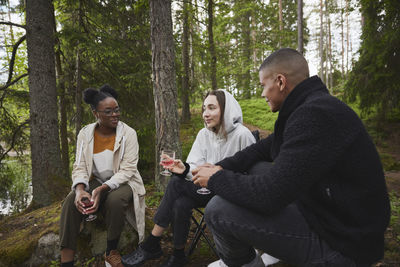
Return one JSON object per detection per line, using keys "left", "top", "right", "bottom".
{"left": 0, "top": 21, "right": 26, "bottom": 29}
{"left": 0, "top": 119, "right": 29, "bottom": 164}
{"left": 7, "top": 34, "right": 26, "bottom": 85}
{"left": 0, "top": 73, "right": 28, "bottom": 91}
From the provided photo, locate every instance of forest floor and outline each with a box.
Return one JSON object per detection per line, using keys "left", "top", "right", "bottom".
{"left": 138, "top": 122, "right": 400, "bottom": 267}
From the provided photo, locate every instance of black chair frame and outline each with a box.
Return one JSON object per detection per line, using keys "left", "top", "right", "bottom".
{"left": 186, "top": 208, "right": 218, "bottom": 257}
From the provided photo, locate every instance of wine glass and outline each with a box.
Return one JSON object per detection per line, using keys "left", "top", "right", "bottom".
{"left": 197, "top": 187, "right": 211, "bottom": 195}
{"left": 195, "top": 163, "right": 211, "bottom": 194}
{"left": 160, "top": 150, "right": 175, "bottom": 176}
{"left": 82, "top": 197, "right": 97, "bottom": 222}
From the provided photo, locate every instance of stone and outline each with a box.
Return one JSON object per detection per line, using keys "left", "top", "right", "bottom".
{"left": 24, "top": 219, "right": 138, "bottom": 266}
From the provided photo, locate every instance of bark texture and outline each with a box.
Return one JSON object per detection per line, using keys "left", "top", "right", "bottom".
{"left": 181, "top": 0, "right": 191, "bottom": 123}
{"left": 150, "top": 0, "right": 181, "bottom": 191}
{"left": 26, "top": 0, "right": 66, "bottom": 207}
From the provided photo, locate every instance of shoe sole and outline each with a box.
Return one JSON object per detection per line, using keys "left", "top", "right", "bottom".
{"left": 122, "top": 250, "right": 163, "bottom": 267}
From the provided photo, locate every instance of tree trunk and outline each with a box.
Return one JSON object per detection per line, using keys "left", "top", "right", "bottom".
{"left": 278, "top": 0, "right": 283, "bottom": 48}
{"left": 340, "top": 0, "right": 344, "bottom": 79}
{"left": 319, "top": 0, "right": 324, "bottom": 82}
{"left": 346, "top": 0, "right": 350, "bottom": 74}
{"left": 26, "top": 0, "right": 66, "bottom": 208}
{"left": 75, "top": 0, "right": 83, "bottom": 138}
{"left": 208, "top": 0, "right": 217, "bottom": 91}
{"left": 150, "top": 0, "right": 181, "bottom": 192}
{"left": 75, "top": 47, "right": 83, "bottom": 137}
{"left": 326, "top": 0, "right": 333, "bottom": 90}
{"left": 242, "top": 7, "right": 252, "bottom": 99}
{"left": 181, "top": 0, "right": 191, "bottom": 123}
{"left": 53, "top": 13, "right": 70, "bottom": 180}
{"left": 297, "top": 0, "right": 304, "bottom": 54}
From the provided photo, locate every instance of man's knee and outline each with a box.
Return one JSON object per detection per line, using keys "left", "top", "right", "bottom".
{"left": 204, "top": 196, "right": 234, "bottom": 226}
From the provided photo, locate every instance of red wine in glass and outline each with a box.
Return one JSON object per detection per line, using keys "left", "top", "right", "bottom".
{"left": 82, "top": 197, "right": 97, "bottom": 222}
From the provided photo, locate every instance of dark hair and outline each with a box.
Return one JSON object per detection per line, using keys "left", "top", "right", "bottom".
{"left": 259, "top": 48, "right": 308, "bottom": 74}
{"left": 202, "top": 90, "right": 226, "bottom": 137}
{"left": 83, "top": 84, "right": 118, "bottom": 110}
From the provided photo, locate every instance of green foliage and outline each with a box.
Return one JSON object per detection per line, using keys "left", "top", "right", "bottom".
{"left": 380, "top": 153, "right": 400, "bottom": 172}
{"left": 345, "top": 0, "right": 400, "bottom": 121}
{"left": 180, "top": 108, "right": 205, "bottom": 160}
{"left": 239, "top": 98, "right": 278, "bottom": 131}
{"left": 144, "top": 182, "right": 164, "bottom": 208}
{"left": 54, "top": 0, "right": 155, "bottom": 181}
{"left": 386, "top": 192, "right": 400, "bottom": 263}
{"left": 0, "top": 157, "right": 31, "bottom": 214}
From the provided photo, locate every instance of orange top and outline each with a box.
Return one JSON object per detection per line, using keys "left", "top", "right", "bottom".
{"left": 93, "top": 131, "right": 115, "bottom": 154}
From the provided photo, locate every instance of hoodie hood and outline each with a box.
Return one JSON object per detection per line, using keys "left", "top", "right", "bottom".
{"left": 219, "top": 89, "right": 243, "bottom": 134}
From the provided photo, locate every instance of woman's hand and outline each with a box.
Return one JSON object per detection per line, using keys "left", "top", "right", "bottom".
{"left": 166, "top": 159, "right": 186, "bottom": 174}
{"left": 88, "top": 184, "right": 110, "bottom": 214}
{"left": 74, "top": 184, "right": 92, "bottom": 215}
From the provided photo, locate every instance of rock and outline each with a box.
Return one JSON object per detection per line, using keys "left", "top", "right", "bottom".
{"left": 26, "top": 232, "right": 60, "bottom": 267}
{"left": 24, "top": 219, "right": 138, "bottom": 266}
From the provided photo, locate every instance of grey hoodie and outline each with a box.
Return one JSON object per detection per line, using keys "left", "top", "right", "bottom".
{"left": 186, "top": 89, "right": 256, "bottom": 179}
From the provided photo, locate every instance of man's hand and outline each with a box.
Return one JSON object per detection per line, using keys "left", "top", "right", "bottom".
{"left": 192, "top": 164, "right": 223, "bottom": 188}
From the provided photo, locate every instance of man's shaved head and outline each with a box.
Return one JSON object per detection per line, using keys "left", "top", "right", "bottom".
{"left": 259, "top": 48, "right": 309, "bottom": 88}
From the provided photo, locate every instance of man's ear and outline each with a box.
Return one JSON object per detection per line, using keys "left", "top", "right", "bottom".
{"left": 277, "top": 74, "right": 286, "bottom": 91}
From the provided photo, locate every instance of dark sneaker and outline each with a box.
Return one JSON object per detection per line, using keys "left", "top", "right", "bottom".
{"left": 160, "top": 255, "right": 188, "bottom": 267}
{"left": 121, "top": 244, "right": 163, "bottom": 267}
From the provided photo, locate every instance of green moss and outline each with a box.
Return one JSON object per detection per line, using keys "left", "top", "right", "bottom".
{"left": 0, "top": 202, "right": 61, "bottom": 266}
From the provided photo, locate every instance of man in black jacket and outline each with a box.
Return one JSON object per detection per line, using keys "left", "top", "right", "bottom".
{"left": 192, "top": 48, "right": 390, "bottom": 267}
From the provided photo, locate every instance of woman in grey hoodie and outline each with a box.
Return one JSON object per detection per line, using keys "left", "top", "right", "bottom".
{"left": 122, "top": 90, "right": 255, "bottom": 267}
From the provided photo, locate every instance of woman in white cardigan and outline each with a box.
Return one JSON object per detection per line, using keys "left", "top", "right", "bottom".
{"left": 59, "top": 85, "right": 145, "bottom": 267}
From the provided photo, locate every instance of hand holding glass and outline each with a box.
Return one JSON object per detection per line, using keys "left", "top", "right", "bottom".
{"left": 160, "top": 150, "right": 175, "bottom": 176}
{"left": 81, "top": 197, "right": 97, "bottom": 222}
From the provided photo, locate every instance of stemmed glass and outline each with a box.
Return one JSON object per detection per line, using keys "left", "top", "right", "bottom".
{"left": 82, "top": 197, "right": 97, "bottom": 222}
{"left": 160, "top": 150, "right": 175, "bottom": 176}
{"left": 195, "top": 162, "right": 211, "bottom": 194}
{"left": 197, "top": 186, "right": 211, "bottom": 195}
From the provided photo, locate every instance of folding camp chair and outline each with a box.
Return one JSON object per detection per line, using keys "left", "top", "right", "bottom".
{"left": 186, "top": 207, "right": 218, "bottom": 257}
{"left": 186, "top": 130, "right": 261, "bottom": 257}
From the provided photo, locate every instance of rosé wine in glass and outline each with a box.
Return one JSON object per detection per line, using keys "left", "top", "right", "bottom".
{"left": 160, "top": 150, "right": 175, "bottom": 176}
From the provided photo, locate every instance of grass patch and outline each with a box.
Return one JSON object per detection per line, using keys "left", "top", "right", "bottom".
{"left": 238, "top": 98, "right": 278, "bottom": 131}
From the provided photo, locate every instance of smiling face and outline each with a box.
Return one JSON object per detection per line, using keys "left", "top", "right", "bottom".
{"left": 203, "top": 95, "right": 222, "bottom": 130}
{"left": 93, "top": 97, "right": 120, "bottom": 129}
{"left": 259, "top": 68, "right": 288, "bottom": 113}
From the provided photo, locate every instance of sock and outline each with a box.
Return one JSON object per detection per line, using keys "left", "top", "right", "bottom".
{"left": 61, "top": 261, "right": 74, "bottom": 267}
{"left": 106, "top": 239, "right": 119, "bottom": 256}
{"left": 173, "top": 248, "right": 185, "bottom": 258}
{"left": 141, "top": 233, "right": 161, "bottom": 252}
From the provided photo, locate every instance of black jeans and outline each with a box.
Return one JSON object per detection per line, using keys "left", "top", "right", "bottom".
{"left": 204, "top": 162, "right": 359, "bottom": 267}
{"left": 153, "top": 176, "right": 214, "bottom": 248}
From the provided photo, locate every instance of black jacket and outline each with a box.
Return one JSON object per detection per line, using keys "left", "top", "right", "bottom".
{"left": 209, "top": 76, "right": 390, "bottom": 264}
